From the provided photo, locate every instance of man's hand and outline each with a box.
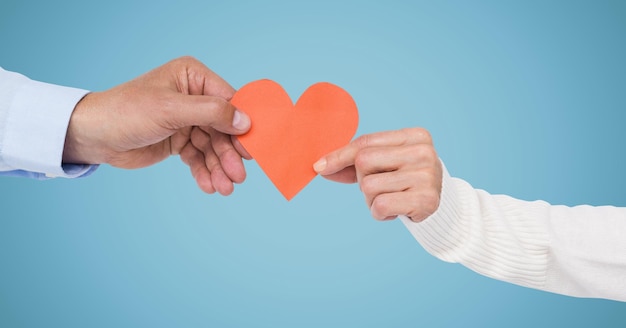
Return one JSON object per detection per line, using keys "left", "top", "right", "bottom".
{"left": 314, "top": 128, "right": 442, "bottom": 222}
{"left": 63, "top": 56, "right": 251, "bottom": 195}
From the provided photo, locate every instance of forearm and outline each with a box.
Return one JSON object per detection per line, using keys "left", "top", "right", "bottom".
{"left": 401, "top": 163, "right": 626, "bottom": 302}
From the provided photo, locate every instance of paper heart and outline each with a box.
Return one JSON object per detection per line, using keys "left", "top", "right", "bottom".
{"left": 232, "top": 79, "right": 359, "bottom": 200}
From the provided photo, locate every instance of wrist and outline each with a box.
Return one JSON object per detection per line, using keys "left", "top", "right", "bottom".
{"left": 62, "top": 92, "right": 108, "bottom": 165}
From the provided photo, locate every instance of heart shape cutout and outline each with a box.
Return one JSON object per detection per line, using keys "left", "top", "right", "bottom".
{"left": 232, "top": 79, "right": 359, "bottom": 200}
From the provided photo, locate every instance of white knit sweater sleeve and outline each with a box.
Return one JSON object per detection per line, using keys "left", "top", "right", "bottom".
{"left": 400, "top": 163, "right": 626, "bottom": 302}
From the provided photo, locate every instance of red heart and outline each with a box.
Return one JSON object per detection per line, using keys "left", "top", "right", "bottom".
{"left": 232, "top": 79, "right": 359, "bottom": 200}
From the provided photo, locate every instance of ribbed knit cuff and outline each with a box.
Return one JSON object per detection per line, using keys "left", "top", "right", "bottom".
{"left": 400, "top": 164, "right": 469, "bottom": 263}
{"left": 400, "top": 162, "right": 550, "bottom": 290}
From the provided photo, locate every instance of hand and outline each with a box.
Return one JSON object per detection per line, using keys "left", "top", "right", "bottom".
{"left": 313, "top": 128, "right": 442, "bottom": 222}
{"left": 62, "top": 56, "right": 252, "bottom": 195}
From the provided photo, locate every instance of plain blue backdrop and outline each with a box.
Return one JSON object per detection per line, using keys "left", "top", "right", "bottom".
{"left": 1, "top": 1, "right": 625, "bottom": 327}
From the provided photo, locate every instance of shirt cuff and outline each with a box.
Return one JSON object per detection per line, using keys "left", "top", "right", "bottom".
{"left": 2, "top": 76, "right": 95, "bottom": 178}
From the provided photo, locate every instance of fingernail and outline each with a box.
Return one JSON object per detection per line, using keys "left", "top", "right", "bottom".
{"left": 313, "top": 158, "right": 327, "bottom": 173}
{"left": 232, "top": 110, "right": 250, "bottom": 131}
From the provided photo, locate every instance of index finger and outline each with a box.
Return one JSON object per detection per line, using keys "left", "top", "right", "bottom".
{"left": 314, "top": 127, "right": 432, "bottom": 175}
{"left": 172, "top": 56, "right": 236, "bottom": 100}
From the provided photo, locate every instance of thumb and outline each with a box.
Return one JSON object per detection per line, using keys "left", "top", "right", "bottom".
{"left": 165, "top": 94, "right": 251, "bottom": 134}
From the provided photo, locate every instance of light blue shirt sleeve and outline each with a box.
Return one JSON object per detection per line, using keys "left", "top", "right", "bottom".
{"left": 0, "top": 67, "right": 98, "bottom": 179}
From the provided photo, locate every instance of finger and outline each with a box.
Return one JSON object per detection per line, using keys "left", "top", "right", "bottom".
{"left": 353, "top": 146, "right": 399, "bottom": 185}
{"left": 211, "top": 166, "right": 236, "bottom": 196}
{"left": 320, "top": 166, "right": 357, "bottom": 184}
{"left": 231, "top": 135, "right": 252, "bottom": 160}
{"left": 157, "top": 56, "right": 236, "bottom": 99}
{"left": 204, "top": 128, "right": 247, "bottom": 184}
{"left": 313, "top": 142, "right": 359, "bottom": 176}
{"left": 190, "top": 128, "right": 235, "bottom": 196}
{"left": 169, "top": 127, "right": 193, "bottom": 155}
{"left": 353, "top": 145, "right": 412, "bottom": 188}
{"left": 314, "top": 127, "right": 433, "bottom": 175}
{"left": 164, "top": 94, "right": 251, "bottom": 135}
{"left": 178, "top": 56, "right": 236, "bottom": 99}
{"left": 180, "top": 142, "right": 216, "bottom": 194}
{"left": 360, "top": 170, "right": 418, "bottom": 207}
{"left": 354, "top": 143, "right": 438, "bottom": 182}
{"left": 370, "top": 189, "right": 440, "bottom": 222}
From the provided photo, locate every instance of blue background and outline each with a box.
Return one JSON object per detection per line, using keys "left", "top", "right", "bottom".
{"left": 1, "top": 1, "right": 626, "bottom": 327}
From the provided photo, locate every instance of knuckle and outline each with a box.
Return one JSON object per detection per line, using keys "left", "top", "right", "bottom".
{"left": 404, "top": 127, "right": 433, "bottom": 144}
{"left": 190, "top": 128, "right": 210, "bottom": 150}
{"left": 360, "top": 175, "right": 377, "bottom": 195}
{"left": 416, "top": 127, "right": 432, "bottom": 141}
{"left": 407, "top": 212, "right": 426, "bottom": 223}
{"left": 205, "top": 98, "right": 234, "bottom": 124}
{"left": 423, "top": 190, "right": 441, "bottom": 214}
{"left": 206, "top": 96, "right": 228, "bottom": 112}
{"left": 371, "top": 195, "right": 392, "bottom": 220}
{"left": 175, "top": 55, "right": 198, "bottom": 65}
{"left": 180, "top": 143, "right": 199, "bottom": 164}
{"left": 206, "top": 161, "right": 222, "bottom": 174}
{"left": 353, "top": 151, "right": 366, "bottom": 169}
{"left": 219, "top": 147, "right": 241, "bottom": 162}
{"left": 353, "top": 134, "right": 371, "bottom": 149}
{"left": 408, "top": 190, "right": 441, "bottom": 221}
{"left": 353, "top": 149, "right": 373, "bottom": 170}
{"left": 327, "top": 151, "right": 341, "bottom": 167}
{"left": 412, "top": 143, "right": 438, "bottom": 162}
